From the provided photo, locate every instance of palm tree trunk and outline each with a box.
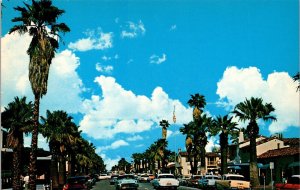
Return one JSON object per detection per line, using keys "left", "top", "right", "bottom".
{"left": 50, "top": 155, "right": 59, "bottom": 190}
{"left": 220, "top": 133, "right": 228, "bottom": 175}
{"left": 58, "top": 155, "right": 66, "bottom": 189}
{"left": 249, "top": 136, "right": 260, "bottom": 187}
{"left": 70, "top": 155, "right": 76, "bottom": 176}
{"left": 29, "top": 95, "right": 40, "bottom": 190}
{"left": 12, "top": 146, "right": 22, "bottom": 190}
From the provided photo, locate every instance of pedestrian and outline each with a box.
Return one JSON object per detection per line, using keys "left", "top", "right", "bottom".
{"left": 23, "top": 175, "right": 29, "bottom": 190}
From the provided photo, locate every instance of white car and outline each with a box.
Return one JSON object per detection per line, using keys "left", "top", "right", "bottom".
{"left": 198, "top": 174, "right": 221, "bottom": 188}
{"left": 216, "top": 174, "right": 250, "bottom": 190}
{"left": 115, "top": 174, "right": 139, "bottom": 190}
{"left": 152, "top": 173, "right": 179, "bottom": 190}
{"left": 138, "top": 174, "right": 149, "bottom": 182}
{"left": 99, "top": 174, "right": 110, "bottom": 180}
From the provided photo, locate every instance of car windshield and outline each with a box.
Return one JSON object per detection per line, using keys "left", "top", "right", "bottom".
{"left": 67, "top": 177, "right": 87, "bottom": 184}
{"left": 141, "top": 175, "right": 148, "bottom": 177}
{"left": 206, "top": 176, "right": 219, "bottom": 179}
{"left": 227, "top": 176, "right": 244, "bottom": 180}
{"left": 118, "top": 175, "right": 135, "bottom": 180}
{"left": 193, "top": 176, "right": 202, "bottom": 179}
{"left": 159, "top": 175, "right": 175, "bottom": 179}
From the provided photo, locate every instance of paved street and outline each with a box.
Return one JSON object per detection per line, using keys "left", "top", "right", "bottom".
{"left": 92, "top": 180, "right": 200, "bottom": 190}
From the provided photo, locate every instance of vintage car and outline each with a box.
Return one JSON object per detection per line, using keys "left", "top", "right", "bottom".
{"left": 110, "top": 174, "right": 119, "bottom": 185}
{"left": 186, "top": 175, "right": 203, "bottom": 187}
{"left": 198, "top": 174, "right": 221, "bottom": 189}
{"left": 215, "top": 174, "right": 251, "bottom": 190}
{"left": 148, "top": 174, "right": 155, "bottom": 181}
{"left": 152, "top": 173, "right": 179, "bottom": 190}
{"left": 138, "top": 174, "right": 149, "bottom": 182}
{"left": 275, "top": 175, "right": 300, "bottom": 190}
{"left": 99, "top": 173, "right": 111, "bottom": 180}
{"left": 115, "top": 174, "right": 139, "bottom": 190}
{"left": 63, "top": 176, "right": 91, "bottom": 190}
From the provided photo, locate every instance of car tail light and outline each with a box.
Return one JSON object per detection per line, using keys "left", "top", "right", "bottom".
{"left": 63, "top": 184, "right": 69, "bottom": 190}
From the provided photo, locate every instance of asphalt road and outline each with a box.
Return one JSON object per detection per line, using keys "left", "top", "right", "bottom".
{"left": 92, "top": 180, "right": 200, "bottom": 190}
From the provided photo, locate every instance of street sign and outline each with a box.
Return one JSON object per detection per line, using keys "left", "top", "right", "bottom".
{"left": 270, "top": 162, "right": 274, "bottom": 169}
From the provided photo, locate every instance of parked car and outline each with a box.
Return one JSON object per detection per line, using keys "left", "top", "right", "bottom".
{"left": 215, "top": 174, "right": 250, "bottom": 190}
{"left": 110, "top": 175, "right": 119, "bottom": 185}
{"left": 186, "top": 175, "right": 203, "bottom": 187}
{"left": 178, "top": 176, "right": 190, "bottom": 186}
{"left": 276, "top": 175, "right": 300, "bottom": 190}
{"left": 152, "top": 173, "right": 179, "bottom": 190}
{"left": 115, "top": 174, "right": 139, "bottom": 190}
{"left": 138, "top": 174, "right": 149, "bottom": 182}
{"left": 198, "top": 174, "right": 221, "bottom": 189}
{"left": 63, "top": 176, "right": 90, "bottom": 190}
{"left": 99, "top": 174, "right": 110, "bottom": 180}
{"left": 148, "top": 174, "right": 155, "bottom": 181}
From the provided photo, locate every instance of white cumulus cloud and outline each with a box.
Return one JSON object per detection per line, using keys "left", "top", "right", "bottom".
{"left": 150, "top": 53, "right": 167, "bottom": 64}
{"left": 96, "top": 140, "right": 129, "bottom": 153}
{"left": 126, "top": 135, "right": 143, "bottom": 141}
{"left": 121, "top": 20, "right": 146, "bottom": 38}
{"left": 68, "top": 29, "right": 113, "bottom": 51}
{"left": 79, "top": 75, "right": 192, "bottom": 139}
{"left": 217, "top": 66, "right": 299, "bottom": 134}
{"left": 96, "top": 63, "right": 113, "bottom": 74}
{"left": 1, "top": 32, "right": 84, "bottom": 115}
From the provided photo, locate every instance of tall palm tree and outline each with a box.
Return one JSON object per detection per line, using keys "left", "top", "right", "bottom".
{"left": 188, "top": 93, "right": 206, "bottom": 120}
{"left": 40, "top": 110, "right": 77, "bottom": 190}
{"left": 159, "top": 120, "right": 170, "bottom": 139}
{"left": 233, "top": 97, "right": 276, "bottom": 187}
{"left": 9, "top": 1, "right": 70, "bottom": 189}
{"left": 156, "top": 138, "right": 168, "bottom": 172}
{"left": 1, "top": 97, "right": 33, "bottom": 190}
{"left": 210, "top": 115, "right": 238, "bottom": 175}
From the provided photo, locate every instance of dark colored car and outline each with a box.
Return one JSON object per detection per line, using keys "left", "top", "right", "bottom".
{"left": 63, "top": 176, "right": 90, "bottom": 190}
{"left": 187, "top": 175, "right": 203, "bottom": 187}
{"left": 276, "top": 175, "right": 300, "bottom": 190}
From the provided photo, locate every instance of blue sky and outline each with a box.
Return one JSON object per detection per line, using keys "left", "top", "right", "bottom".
{"left": 2, "top": 0, "right": 299, "bottom": 170}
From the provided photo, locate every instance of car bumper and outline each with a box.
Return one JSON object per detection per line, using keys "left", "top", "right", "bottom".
{"left": 119, "top": 183, "right": 139, "bottom": 189}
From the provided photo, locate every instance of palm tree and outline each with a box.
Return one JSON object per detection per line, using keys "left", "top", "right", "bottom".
{"left": 197, "top": 114, "right": 213, "bottom": 173}
{"left": 132, "top": 153, "right": 143, "bottom": 173}
{"left": 159, "top": 120, "right": 170, "bottom": 139}
{"left": 188, "top": 93, "right": 206, "bottom": 120}
{"left": 40, "top": 110, "right": 77, "bottom": 190}
{"left": 293, "top": 72, "right": 299, "bottom": 91}
{"left": 9, "top": 1, "right": 70, "bottom": 189}
{"left": 233, "top": 97, "right": 276, "bottom": 187}
{"left": 1, "top": 97, "right": 33, "bottom": 190}
{"left": 210, "top": 115, "right": 238, "bottom": 175}
{"left": 180, "top": 114, "right": 213, "bottom": 175}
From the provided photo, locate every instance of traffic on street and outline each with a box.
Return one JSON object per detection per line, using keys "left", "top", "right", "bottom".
{"left": 91, "top": 179, "right": 200, "bottom": 190}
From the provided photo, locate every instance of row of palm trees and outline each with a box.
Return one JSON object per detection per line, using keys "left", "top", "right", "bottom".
{"left": 129, "top": 93, "right": 277, "bottom": 188}
{"left": 131, "top": 138, "right": 176, "bottom": 174}
{"left": 2, "top": 96, "right": 105, "bottom": 190}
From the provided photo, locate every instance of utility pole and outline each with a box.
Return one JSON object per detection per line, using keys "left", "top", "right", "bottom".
{"left": 173, "top": 106, "right": 176, "bottom": 175}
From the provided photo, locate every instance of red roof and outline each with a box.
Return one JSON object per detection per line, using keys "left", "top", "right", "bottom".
{"left": 258, "top": 147, "right": 300, "bottom": 159}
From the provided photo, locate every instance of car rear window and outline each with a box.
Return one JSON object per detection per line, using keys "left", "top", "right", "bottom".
{"left": 159, "top": 175, "right": 175, "bottom": 179}
{"left": 67, "top": 177, "right": 87, "bottom": 184}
